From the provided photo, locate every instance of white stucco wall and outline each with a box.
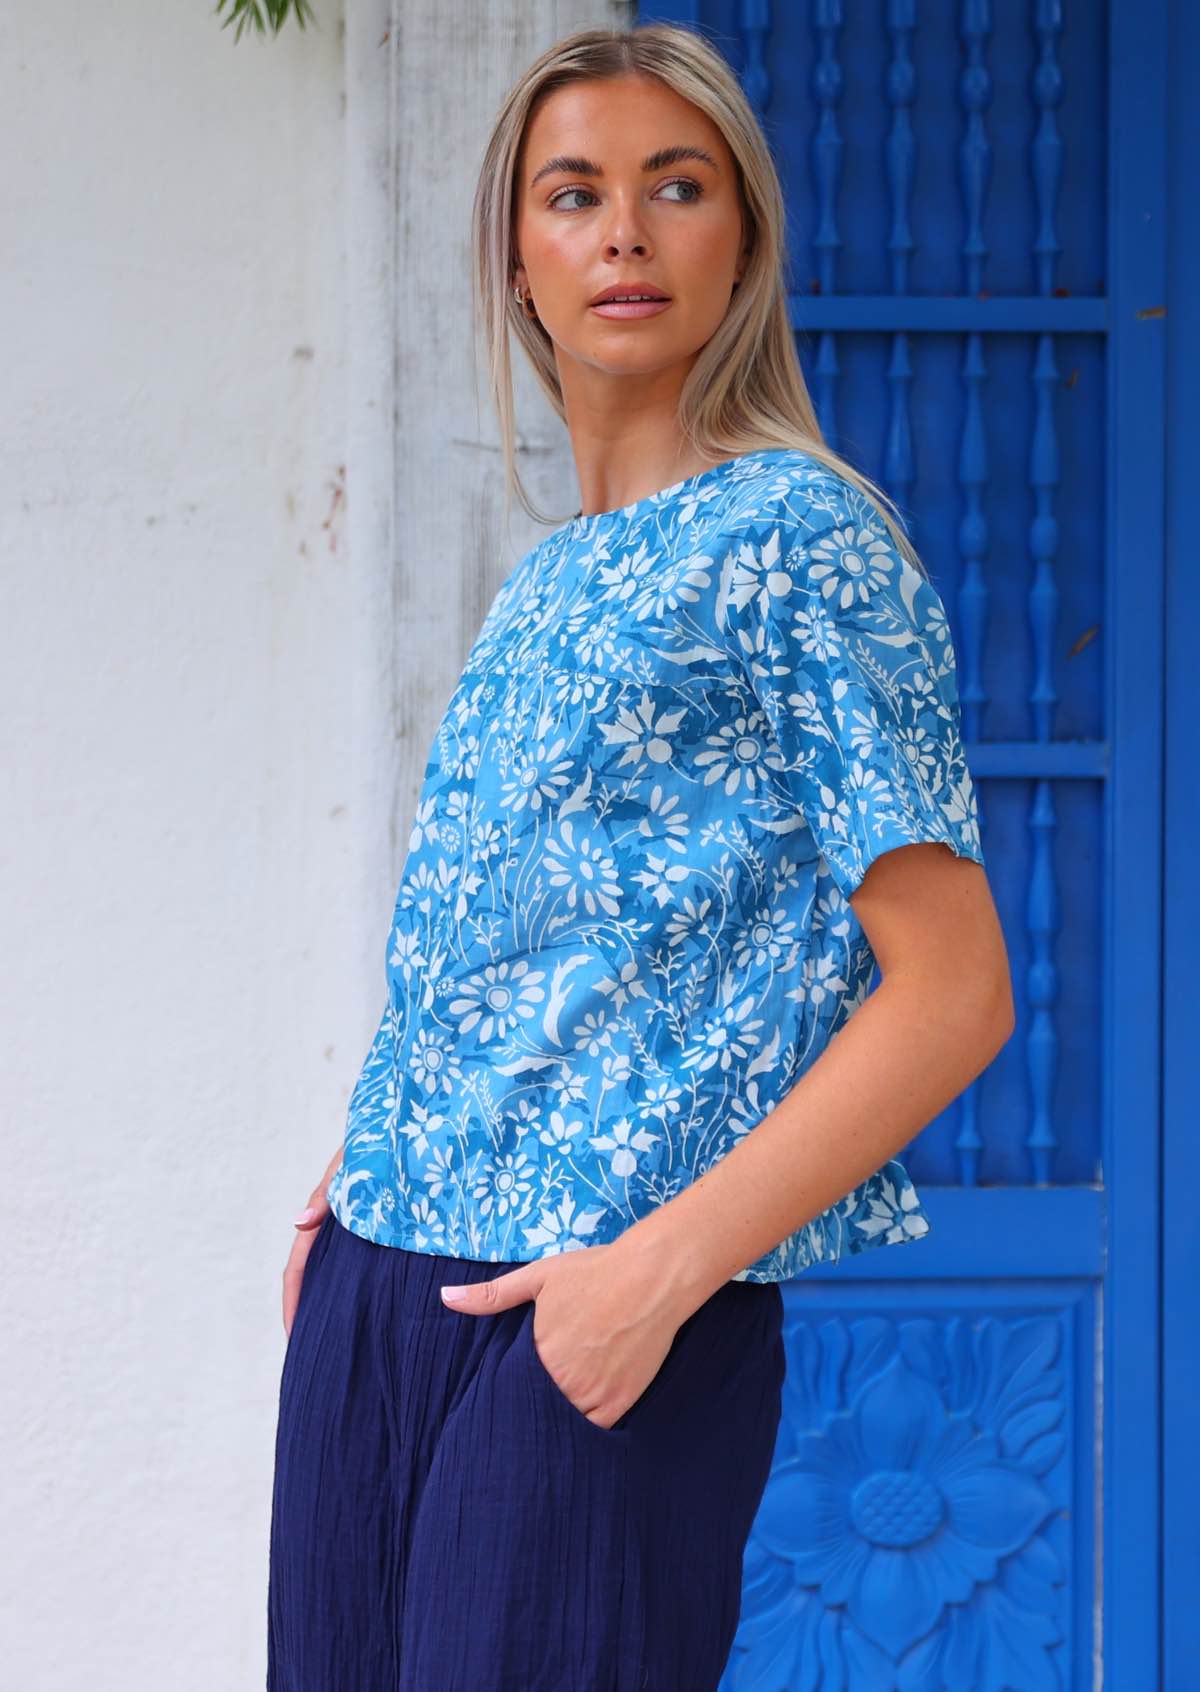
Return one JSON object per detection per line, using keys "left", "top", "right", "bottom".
{"left": 1, "top": 1, "right": 624, "bottom": 1686}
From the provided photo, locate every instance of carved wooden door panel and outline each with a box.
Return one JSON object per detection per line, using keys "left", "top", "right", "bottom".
{"left": 639, "top": 3, "right": 1167, "bottom": 1687}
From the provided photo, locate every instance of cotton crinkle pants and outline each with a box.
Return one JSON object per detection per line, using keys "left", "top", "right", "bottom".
{"left": 266, "top": 1208, "right": 785, "bottom": 1692}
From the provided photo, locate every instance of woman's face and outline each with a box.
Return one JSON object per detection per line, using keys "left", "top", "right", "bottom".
{"left": 512, "top": 73, "right": 747, "bottom": 386}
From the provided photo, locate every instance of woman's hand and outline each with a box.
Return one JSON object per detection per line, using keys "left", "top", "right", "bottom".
{"left": 282, "top": 1143, "right": 344, "bottom": 1338}
{"left": 438, "top": 1237, "right": 697, "bottom": 1429}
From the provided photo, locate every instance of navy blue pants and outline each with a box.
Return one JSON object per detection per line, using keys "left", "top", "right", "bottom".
{"left": 266, "top": 1209, "right": 785, "bottom": 1692}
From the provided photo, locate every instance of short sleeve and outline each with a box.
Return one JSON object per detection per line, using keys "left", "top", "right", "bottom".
{"left": 717, "top": 476, "right": 986, "bottom": 901}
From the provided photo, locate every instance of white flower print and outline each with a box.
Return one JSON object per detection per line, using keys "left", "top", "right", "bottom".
{"left": 443, "top": 732, "right": 482, "bottom": 781}
{"left": 599, "top": 689, "right": 688, "bottom": 767}
{"left": 394, "top": 1098, "right": 448, "bottom": 1161}
{"left": 945, "top": 766, "right": 980, "bottom": 829}
{"left": 784, "top": 948, "right": 850, "bottom": 1008}
{"left": 420, "top": 1140, "right": 459, "bottom": 1201}
{"left": 597, "top": 1046, "right": 635, "bottom": 1090}
{"left": 443, "top": 787, "right": 472, "bottom": 829}
{"left": 394, "top": 856, "right": 455, "bottom": 923}
{"left": 695, "top": 710, "right": 787, "bottom": 796}
{"left": 681, "top": 996, "right": 767, "bottom": 1075}
{"left": 470, "top": 1149, "right": 538, "bottom": 1221}
{"left": 923, "top": 594, "right": 956, "bottom": 670}
{"left": 594, "top": 535, "right": 658, "bottom": 604}
{"left": 467, "top": 816, "right": 507, "bottom": 864}
{"left": 408, "top": 1028, "right": 465, "bottom": 1097}
{"left": 808, "top": 522, "right": 897, "bottom": 609}
{"left": 547, "top": 1062, "right": 590, "bottom": 1112}
{"left": 329, "top": 449, "right": 984, "bottom": 1280}
{"left": 407, "top": 795, "right": 440, "bottom": 853}
{"left": 571, "top": 1007, "right": 616, "bottom": 1057}
{"left": 388, "top": 925, "right": 427, "bottom": 985}
{"left": 499, "top": 734, "right": 574, "bottom": 814}
{"left": 448, "top": 959, "right": 546, "bottom": 1042}
{"left": 788, "top": 599, "right": 846, "bottom": 666}
{"left": 522, "top": 1191, "right": 608, "bottom": 1252}
{"left": 721, "top": 525, "right": 795, "bottom": 623}
{"left": 904, "top": 663, "right": 943, "bottom": 715}
{"left": 663, "top": 890, "right": 717, "bottom": 951}
{"left": 571, "top": 612, "right": 625, "bottom": 671}
{"left": 532, "top": 1106, "right": 588, "bottom": 1150}
{"left": 856, "top": 1172, "right": 931, "bottom": 1241}
{"left": 639, "top": 1077, "right": 688, "bottom": 1133}
{"left": 635, "top": 782, "right": 691, "bottom": 853}
{"left": 449, "top": 862, "right": 486, "bottom": 925}
{"left": 631, "top": 851, "right": 690, "bottom": 907}
{"left": 404, "top": 1193, "right": 450, "bottom": 1250}
{"left": 548, "top": 666, "right": 611, "bottom": 717}
{"left": 542, "top": 818, "right": 623, "bottom": 918}
{"left": 636, "top": 551, "right": 714, "bottom": 618}
{"left": 594, "top": 958, "right": 650, "bottom": 1012}
{"left": 894, "top": 718, "right": 946, "bottom": 791}
{"left": 588, "top": 1116, "right": 661, "bottom": 1179}
{"left": 810, "top": 760, "right": 899, "bottom": 851}
{"left": 732, "top": 906, "right": 800, "bottom": 972}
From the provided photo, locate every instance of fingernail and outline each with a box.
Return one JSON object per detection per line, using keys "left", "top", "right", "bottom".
{"left": 440, "top": 1285, "right": 468, "bottom": 1303}
{"left": 294, "top": 1207, "right": 316, "bottom": 1225}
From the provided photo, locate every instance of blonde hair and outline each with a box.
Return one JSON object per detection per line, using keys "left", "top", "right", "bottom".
{"left": 470, "top": 21, "right": 927, "bottom": 577}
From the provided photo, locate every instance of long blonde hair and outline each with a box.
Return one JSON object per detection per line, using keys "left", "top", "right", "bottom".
{"left": 471, "top": 21, "right": 927, "bottom": 577}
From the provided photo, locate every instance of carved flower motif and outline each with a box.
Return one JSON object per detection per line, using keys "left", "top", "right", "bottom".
{"left": 739, "top": 1322, "right": 1068, "bottom": 1687}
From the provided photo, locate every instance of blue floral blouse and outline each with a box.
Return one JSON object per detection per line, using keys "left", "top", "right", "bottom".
{"left": 326, "top": 447, "right": 986, "bottom": 1282}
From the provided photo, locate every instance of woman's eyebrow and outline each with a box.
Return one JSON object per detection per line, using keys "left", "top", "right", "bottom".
{"left": 529, "top": 144, "right": 720, "bottom": 190}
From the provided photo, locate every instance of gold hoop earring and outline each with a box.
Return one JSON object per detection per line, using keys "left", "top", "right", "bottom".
{"left": 514, "top": 284, "right": 539, "bottom": 322}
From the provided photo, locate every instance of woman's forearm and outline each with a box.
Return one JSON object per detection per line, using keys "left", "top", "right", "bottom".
{"left": 615, "top": 969, "right": 1013, "bottom": 1314}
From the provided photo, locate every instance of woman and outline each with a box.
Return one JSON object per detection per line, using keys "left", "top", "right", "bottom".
{"left": 267, "top": 22, "right": 1013, "bottom": 1692}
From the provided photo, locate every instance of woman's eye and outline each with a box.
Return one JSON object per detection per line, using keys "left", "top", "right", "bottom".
{"left": 547, "top": 178, "right": 704, "bottom": 212}
{"left": 548, "top": 186, "right": 597, "bottom": 212}
{"left": 657, "top": 177, "right": 703, "bottom": 203}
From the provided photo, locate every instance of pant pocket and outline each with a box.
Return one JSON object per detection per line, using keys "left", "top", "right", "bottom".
{"left": 520, "top": 1308, "right": 633, "bottom": 1439}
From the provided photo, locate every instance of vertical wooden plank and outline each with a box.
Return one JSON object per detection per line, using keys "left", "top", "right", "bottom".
{"left": 345, "top": 0, "right": 622, "bottom": 909}
{"left": 953, "top": 2, "right": 993, "bottom": 1191}
{"left": 1105, "top": 0, "right": 1168, "bottom": 1683}
{"left": 345, "top": 0, "right": 406, "bottom": 952}
{"left": 810, "top": 2, "right": 844, "bottom": 443}
{"left": 1162, "top": 0, "right": 1200, "bottom": 1681}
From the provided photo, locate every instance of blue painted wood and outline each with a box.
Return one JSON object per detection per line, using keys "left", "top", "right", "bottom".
{"left": 1103, "top": 2, "right": 1167, "bottom": 1687}
{"left": 810, "top": 1, "right": 844, "bottom": 448}
{"left": 1027, "top": 327, "right": 1063, "bottom": 1185}
{"left": 629, "top": 1, "right": 1172, "bottom": 1684}
{"left": 953, "top": 1, "right": 992, "bottom": 1192}
{"left": 954, "top": 330, "right": 989, "bottom": 1185}
{"left": 1162, "top": 3, "right": 1200, "bottom": 1682}
{"left": 958, "top": 0, "right": 992, "bottom": 291}
{"left": 795, "top": 1185, "right": 1105, "bottom": 1279}
{"left": 963, "top": 739, "right": 1107, "bottom": 779}
{"left": 785, "top": 296, "right": 1108, "bottom": 329}
{"left": 884, "top": 1, "right": 917, "bottom": 296}
{"left": 739, "top": 0, "right": 771, "bottom": 114}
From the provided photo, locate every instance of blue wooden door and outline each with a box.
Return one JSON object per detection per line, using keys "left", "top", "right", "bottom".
{"left": 635, "top": 3, "right": 1171, "bottom": 1687}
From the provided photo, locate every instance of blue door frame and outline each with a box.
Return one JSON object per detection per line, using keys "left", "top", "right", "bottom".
{"left": 1162, "top": 0, "right": 1199, "bottom": 1685}
{"left": 632, "top": 3, "right": 1185, "bottom": 1687}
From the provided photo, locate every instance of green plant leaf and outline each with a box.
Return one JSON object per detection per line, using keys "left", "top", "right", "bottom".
{"left": 213, "top": 0, "right": 317, "bottom": 41}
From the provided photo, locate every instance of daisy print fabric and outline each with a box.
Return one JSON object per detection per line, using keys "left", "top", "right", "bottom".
{"left": 327, "top": 448, "right": 985, "bottom": 1282}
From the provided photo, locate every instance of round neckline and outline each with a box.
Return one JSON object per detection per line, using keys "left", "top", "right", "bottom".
{"left": 564, "top": 449, "right": 777, "bottom": 539}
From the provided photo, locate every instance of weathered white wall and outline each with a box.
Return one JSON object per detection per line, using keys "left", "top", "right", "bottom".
{"left": 1, "top": 0, "right": 625, "bottom": 1686}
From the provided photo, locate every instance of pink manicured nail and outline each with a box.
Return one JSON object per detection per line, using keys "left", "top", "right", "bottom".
{"left": 440, "top": 1285, "right": 468, "bottom": 1303}
{"left": 294, "top": 1207, "right": 316, "bottom": 1225}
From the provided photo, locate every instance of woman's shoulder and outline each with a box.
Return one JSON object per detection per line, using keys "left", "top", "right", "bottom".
{"left": 727, "top": 447, "right": 884, "bottom": 539}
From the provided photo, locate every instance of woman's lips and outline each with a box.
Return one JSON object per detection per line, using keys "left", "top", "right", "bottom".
{"left": 589, "top": 298, "right": 672, "bottom": 319}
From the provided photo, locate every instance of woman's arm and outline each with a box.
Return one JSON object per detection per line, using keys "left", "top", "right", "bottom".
{"left": 614, "top": 839, "right": 1015, "bottom": 1315}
